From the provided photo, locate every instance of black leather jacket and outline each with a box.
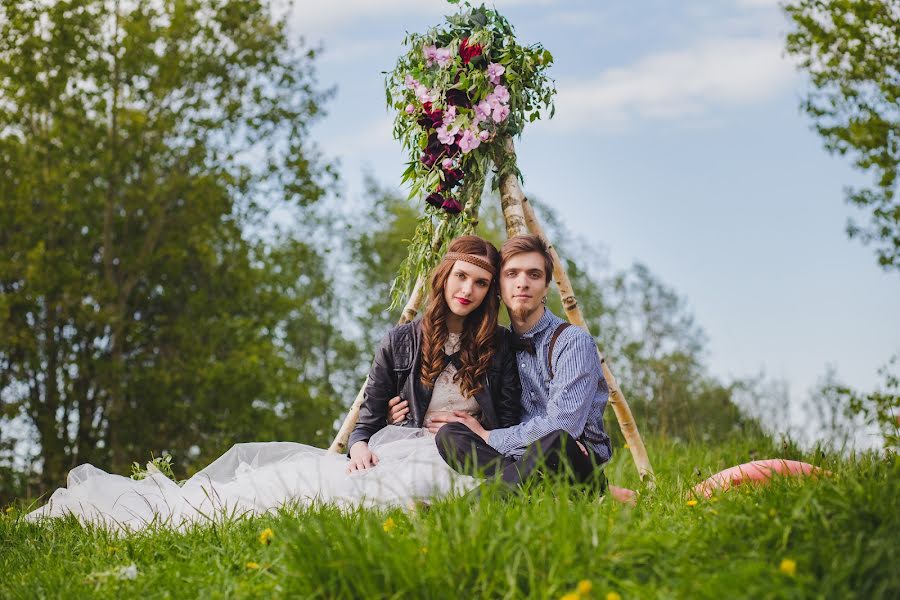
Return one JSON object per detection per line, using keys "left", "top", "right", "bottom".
{"left": 348, "top": 320, "right": 521, "bottom": 450}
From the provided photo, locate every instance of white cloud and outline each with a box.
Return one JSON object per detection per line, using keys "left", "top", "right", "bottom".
{"left": 290, "top": 0, "right": 559, "bottom": 34}
{"left": 550, "top": 37, "right": 795, "bottom": 131}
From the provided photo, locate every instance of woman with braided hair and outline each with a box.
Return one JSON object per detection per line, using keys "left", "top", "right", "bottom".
{"left": 28, "top": 236, "right": 521, "bottom": 530}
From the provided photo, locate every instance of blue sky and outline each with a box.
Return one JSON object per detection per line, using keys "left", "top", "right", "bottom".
{"left": 288, "top": 0, "right": 900, "bottom": 427}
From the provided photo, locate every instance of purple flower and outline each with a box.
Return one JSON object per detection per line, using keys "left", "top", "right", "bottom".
{"left": 479, "top": 129, "right": 491, "bottom": 141}
{"left": 425, "top": 192, "right": 444, "bottom": 208}
{"left": 404, "top": 74, "right": 418, "bottom": 90}
{"left": 441, "top": 197, "right": 463, "bottom": 214}
{"left": 493, "top": 85, "right": 510, "bottom": 104}
{"left": 417, "top": 103, "right": 444, "bottom": 129}
{"left": 492, "top": 104, "right": 510, "bottom": 123}
{"left": 445, "top": 88, "right": 471, "bottom": 108}
{"left": 458, "top": 129, "right": 481, "bottom": 154}
{"left": 487, "top": 62, "right": 505, "bottom": 85}
{"left": 439, "top": 168, "right": 464, "bottom": 191}
{"left": 441, "top": 157, "right": 454, "bottom": 169}
{"left": 435, "top": 47, "right": 452, "bottom": 68}
{"left": 405, "top": 104, "right": 415, "bottom": 115}
{"left": 423, "top": 45, "right": 438, "bottom": 67}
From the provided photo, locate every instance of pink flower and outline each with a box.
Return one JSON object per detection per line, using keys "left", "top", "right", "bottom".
{"left": 415, "top": 84, "right": 433, "bottom": 104}
{"left": 405, "top": 104, "right": 415, "bottom": 115}
{"left": 474, "top": 101, "right": 492, "bottom": 122}
{"left": 404, "top": 74, "right": 418, "bottom": 90}
{"left": 478, "top": 130, "right": 490, "bottom": 141}
{"left": 492, "top": 104, "right": 510, "bottom": 123}
{"left": 493, "top": 85, "right": 510, "bottom": 104}
{"left": 436, "top": 123, "right": 459, "bottom": 146}
{"left": 487, "top": 63, "right": 505, "bottom": 85}
{"left": 442, "top": 105, "right": 457, "bottom": 125}
{"left": 441, "top": 157, "right": 454, "bottom": 169}
{"left": 435, "top": 47, "right": 452, "bottom": 68}
{"left": 423, "top": 45, "right": 438, "bottom": 67}
{"left": 458, "top": 129, "right": 481, "bottom": 154}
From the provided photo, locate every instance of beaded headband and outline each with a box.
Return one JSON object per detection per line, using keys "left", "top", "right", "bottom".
{"left": 443, "top": 252, "right": 496, "bottom": 276}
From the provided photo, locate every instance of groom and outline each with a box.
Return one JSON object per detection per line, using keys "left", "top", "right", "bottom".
{"left": 390, "top": 234, "right": 612, "bottom": 488}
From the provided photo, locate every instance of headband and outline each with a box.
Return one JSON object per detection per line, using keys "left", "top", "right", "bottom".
{"left": 443, "top": 252, "right": 496, "bottom": 276}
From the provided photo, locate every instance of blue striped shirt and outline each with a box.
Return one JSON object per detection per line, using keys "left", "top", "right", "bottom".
{"left": 488, "top": 309, "right": 612, "bottom": 462}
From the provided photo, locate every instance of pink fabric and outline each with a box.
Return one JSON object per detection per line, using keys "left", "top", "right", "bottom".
{"left": 692, "top": 459, "right": 823, "bottom": 498}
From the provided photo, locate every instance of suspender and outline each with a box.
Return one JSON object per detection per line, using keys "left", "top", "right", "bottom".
{"left": 546, "top": 323, "right": 571, "bottom": 380}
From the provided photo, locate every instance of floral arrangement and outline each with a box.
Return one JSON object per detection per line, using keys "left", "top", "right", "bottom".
{"left": 385, "top": 1, "right": 556, "bottom": 307}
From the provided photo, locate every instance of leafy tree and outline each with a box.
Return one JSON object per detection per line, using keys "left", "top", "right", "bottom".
{"left": 0, "top": 0, "right": 346, "bottom": 490}
{"left": 784, "top": 0, "right": 900, "bottom": 270}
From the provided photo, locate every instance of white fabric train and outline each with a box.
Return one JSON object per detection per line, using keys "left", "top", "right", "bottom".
{"left": 27, "top": 426, "right": 477, "bottom": 531}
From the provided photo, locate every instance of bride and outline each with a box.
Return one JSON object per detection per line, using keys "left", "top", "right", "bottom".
{"left": 27, "top": 235, "right": 521, "bottom": 530}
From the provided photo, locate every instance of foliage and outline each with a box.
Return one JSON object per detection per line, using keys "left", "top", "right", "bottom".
{"left": 784, "top": 0, "right": 900, "bottom": 270}
{"left": 0, "top": 0, "right": 347, "bottom": 494}
{"left": 384, "top": 2, "right": 555, "bottom": 308}
{"left": 2, "top": 436, "right": 898, "bottom": 598}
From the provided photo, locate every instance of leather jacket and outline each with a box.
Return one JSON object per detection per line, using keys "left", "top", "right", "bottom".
{"left": 348, "top": 320, "right": 521, "bottom": 450}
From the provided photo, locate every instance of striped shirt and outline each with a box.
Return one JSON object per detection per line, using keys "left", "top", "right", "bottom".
{"left": 488, "top": 309, "right": 612, "bottom": 462}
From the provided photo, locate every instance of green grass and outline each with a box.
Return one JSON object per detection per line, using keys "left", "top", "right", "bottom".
{"left": 2, "top": 436, "right": 897, "bottom": 599}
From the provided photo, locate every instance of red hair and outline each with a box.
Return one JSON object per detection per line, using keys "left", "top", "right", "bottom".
{"left": 420, "top": 236, "right": 501, "bottom": 397}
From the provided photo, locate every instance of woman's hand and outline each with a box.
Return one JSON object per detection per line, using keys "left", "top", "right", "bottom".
{"left": 387, "top": 396, "right": 409, "bottom": 425}
{"left": 347, "top": 441, "right": 379, "bottom": 473}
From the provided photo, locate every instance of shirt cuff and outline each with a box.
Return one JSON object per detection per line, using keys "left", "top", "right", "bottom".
{"left": 487, "top": 429, "right": 507, "bottom": 454}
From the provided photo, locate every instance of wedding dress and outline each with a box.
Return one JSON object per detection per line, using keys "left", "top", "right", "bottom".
{"left": 26, "top": 426, "right": 477, "bottom": 531}
{"left": 27, "top": 335, "right": 481, "bottom": 531}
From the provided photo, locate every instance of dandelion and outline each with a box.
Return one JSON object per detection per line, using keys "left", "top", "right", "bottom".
{"left": 383, "top": 517, "right": 397, "bottom": 533}
{"left": 606, "top": 593, "right": 623, "bottom": 600}
{"left": 686, "top": 499, "right": 698, "bottom": 507}
{"left": 246, "top": 561, "right": 260, "bottom": 570}
{"left": 576, "top": 580, "right": 592, "bottom": 595}
{"left": 779, "top": 558, "right": 797, "bottom": 577}
{"left": 258, "top": 527, "right": 274, "bottom": 545}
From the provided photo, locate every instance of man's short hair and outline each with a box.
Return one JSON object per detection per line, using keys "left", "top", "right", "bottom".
{"left": 500, "top": 235, "right": 554, "bottom": 284}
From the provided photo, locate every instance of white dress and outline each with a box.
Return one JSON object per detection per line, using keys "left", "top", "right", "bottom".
{"left": 27, "top": 336, "right": 482, "bottom": 532}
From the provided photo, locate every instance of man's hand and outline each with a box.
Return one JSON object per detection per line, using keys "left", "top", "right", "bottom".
{"left": 347, "top": 441, "right": 379, "bottom": 473}
{"left": 387, "top": 396, "right": 409, "bottom": 425}
{"left": 427, "top": 411, "right": 489, "bottom": 443}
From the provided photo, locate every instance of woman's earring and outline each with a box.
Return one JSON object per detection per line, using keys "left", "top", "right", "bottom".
{"left": 542, "top": 296, "right": 547, "bottom": 305}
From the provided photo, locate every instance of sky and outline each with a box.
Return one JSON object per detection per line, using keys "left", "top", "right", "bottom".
{"left": 287, "top": 0, "right": 900, "bottom": 429}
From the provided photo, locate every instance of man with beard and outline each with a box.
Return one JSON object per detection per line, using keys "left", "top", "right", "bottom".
{"left": 389, "top": 234, "right": 612, "bottom": 489}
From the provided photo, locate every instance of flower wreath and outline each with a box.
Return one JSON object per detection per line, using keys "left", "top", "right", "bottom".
{"left": 385, "top": 1, "right": 556, "bottom": 307}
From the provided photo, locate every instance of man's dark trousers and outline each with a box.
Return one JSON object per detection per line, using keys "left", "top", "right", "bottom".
{"left": 435, "top": 422, "right": 607, "bottom": 490}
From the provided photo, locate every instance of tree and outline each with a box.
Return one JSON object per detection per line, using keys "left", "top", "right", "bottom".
{"left": 0, "top": 0, "right": 347, "bottom": 490}
{"left": 784, "top": 0, "right": 900, "bottom": 270}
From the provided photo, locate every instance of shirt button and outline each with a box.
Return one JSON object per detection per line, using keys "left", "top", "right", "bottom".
{"left": 521, "top": 363, "right": 525, "bottom": 368}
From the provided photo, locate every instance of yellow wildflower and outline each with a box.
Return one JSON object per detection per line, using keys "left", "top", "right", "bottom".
{"left": 577, "top": 580, "right": 593, "bottom": 595}
{"left": 4, "top": 506, "right": 13, "bottom": 514}
{"left": 420, "top": 546, "right": 428, "bottom": 555}
{"left": 779, "top": 558, "right": 797, "bottom": 577}
{"left": 245, "top": 562, "right": 260, "bottom": 570}
{"left": 686, "top": 499, "right": 698, "bottom": 507}
{"left": 258, "top": 527, "right": 274, "bottom": 545}
{"left": 623, "top": 443, "right": 630, "bottom": 449}
{"left": 382, "top": 517, "right": 396, "bottom": 533}
{"left": 607, "top": 593, "right": 623, "bottom": 600}
{"left": 560, "top": 594, "right": 580, "bottom": 600}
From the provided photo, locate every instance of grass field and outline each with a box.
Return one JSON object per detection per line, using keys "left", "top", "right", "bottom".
{"left": 2, "top": 435, "right": 897, "bottom": 599}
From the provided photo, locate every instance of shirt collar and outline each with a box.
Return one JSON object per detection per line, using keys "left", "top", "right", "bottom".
{"left": 520, "top": 308, "right": 558, "bottom": 338}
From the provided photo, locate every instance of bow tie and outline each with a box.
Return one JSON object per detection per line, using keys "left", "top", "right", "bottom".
{"left": 511, "top": 335, "right": 536, "bottom": 355}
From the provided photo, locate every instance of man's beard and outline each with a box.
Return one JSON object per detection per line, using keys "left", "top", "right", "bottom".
{"left": 510, "top": 304, "right": 539, "bottom": 324}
